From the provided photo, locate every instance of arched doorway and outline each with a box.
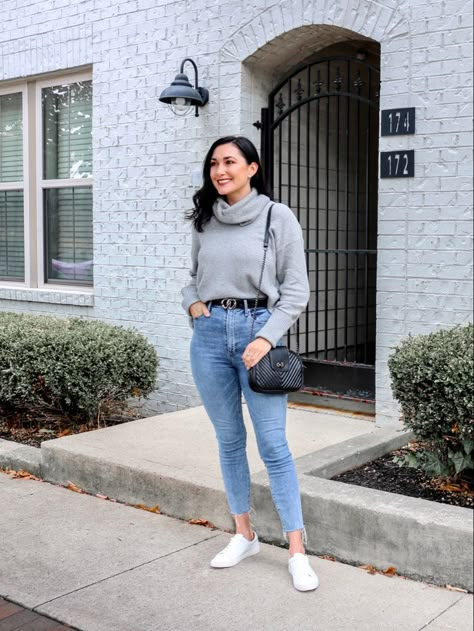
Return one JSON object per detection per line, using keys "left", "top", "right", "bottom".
{"left": 258, "top": 43, "right": 380, "bottom": 410}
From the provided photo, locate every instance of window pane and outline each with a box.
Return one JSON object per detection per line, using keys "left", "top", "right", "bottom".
{"left": 0, "top": 190, "right": 24, "bottom": 280}
{"left": 43, "top": 81, "right": 92, "bottom": 180}
{"left": 0, "top": 92, "right": 23, "bottom": 183}
{"left": 44, "top": 187, "right": 93, "bottom": 285}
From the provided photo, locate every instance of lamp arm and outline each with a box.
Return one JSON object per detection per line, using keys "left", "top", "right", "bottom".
{"left": 180, "top": 58, "right": 199, "bottom": 88}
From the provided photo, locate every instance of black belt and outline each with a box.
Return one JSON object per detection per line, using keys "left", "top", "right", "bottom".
{"left": 210, "top": 298, "right": 268, "bottom": 310}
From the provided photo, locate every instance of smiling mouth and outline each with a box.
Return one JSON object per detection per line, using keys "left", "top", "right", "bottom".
{"left": 217, "top": 179, "right": 232, "bottom": 185}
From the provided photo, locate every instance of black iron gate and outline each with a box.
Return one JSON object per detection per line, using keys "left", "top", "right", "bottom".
{"left": 259, "top": 56, "right": 380, "bottom": 402}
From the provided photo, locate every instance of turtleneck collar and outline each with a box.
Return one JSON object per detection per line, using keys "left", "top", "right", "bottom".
{"left": 213, "top": 189, "right": 270, "bottom": 226}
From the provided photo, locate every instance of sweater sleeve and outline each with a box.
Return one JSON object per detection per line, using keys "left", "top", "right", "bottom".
{"left": 181, "top": 229, "right": 201, "bottom": 314}
{"left": 256, "top": 234, "right": 310, "bottom": 347}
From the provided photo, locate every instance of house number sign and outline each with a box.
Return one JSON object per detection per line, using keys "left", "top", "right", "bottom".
{"left": 381, "top": 108, "right": 415, "bottom": 136}
{"left": 380, "top": 150, "right": 415, "bottom": 178}
{"left": 380, "top": 107, "right": 415, "bottom": 178}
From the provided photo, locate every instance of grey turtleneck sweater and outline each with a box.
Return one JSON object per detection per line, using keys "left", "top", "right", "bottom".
{"left": 181, "top": 189, "right": 310, "bottom": 346}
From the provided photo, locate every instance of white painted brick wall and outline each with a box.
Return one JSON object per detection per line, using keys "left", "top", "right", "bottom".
{"left": 0, "top": 0, "right": 472, "bottom": 423}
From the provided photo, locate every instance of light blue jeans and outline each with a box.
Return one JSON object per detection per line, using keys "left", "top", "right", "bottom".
{"left": 190, "top": 304, "right": 304, "bottom": 534}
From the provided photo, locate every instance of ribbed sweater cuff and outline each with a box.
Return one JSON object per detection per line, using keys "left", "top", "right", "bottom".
{"left": 256, "top": 310, "right": 294, "bottom": 347}
{"left": 181, "top": 286, "right": 200, "bottom": 314}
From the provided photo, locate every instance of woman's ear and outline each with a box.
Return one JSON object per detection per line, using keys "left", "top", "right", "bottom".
{"left": 248, "top": 162, "right": 259, "bottom": 178}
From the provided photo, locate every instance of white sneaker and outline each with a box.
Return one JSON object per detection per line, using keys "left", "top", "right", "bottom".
{"left": 288, "top": 553, "right": 320, "bottom": 591}
{"left": 210, "top": 533, "right": 260, "bottom": 568}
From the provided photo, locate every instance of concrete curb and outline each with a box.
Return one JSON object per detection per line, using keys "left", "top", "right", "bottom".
{"left": 251, "top": 429, "right": 474, "bottom": 591}
{"left": 295, "top": 427, "right": 415, "bottom": 479}
{"left": 40, "top": 442, "right": 234, "bottom": 531}
{"left": 0, "top": 438, "right": 42, "bottom": 477}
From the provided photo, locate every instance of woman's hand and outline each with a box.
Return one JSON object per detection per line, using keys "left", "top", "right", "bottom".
{"left": 189, "top": 301, "right": 210, "bottom": 319}
{"left": 242, "top": 337, "right": 272, "bottom": 370}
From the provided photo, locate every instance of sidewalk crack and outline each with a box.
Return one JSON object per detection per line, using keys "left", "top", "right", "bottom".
{"left": 417, "top": 595, "right": 465, "bottom": 631}
{"left": 32, "top": 534, "right": 220, "bottom": 610}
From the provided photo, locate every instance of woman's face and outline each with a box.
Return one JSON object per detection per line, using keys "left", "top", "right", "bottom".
{"left": 209, "top": 143, "right": 258, "bottom": 205}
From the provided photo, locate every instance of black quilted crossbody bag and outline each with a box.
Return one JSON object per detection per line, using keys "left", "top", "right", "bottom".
{"left": 248, "top": 205, "right": 304, "bottom": 394}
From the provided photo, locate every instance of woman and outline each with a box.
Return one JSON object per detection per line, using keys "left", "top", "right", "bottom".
{"left": 181, "top": 136, "right": 318, "bottom": 592}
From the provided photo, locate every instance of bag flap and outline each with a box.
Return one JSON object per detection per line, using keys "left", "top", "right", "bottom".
{"left": 268, "top": 347, "right": 290, "bottom": 371}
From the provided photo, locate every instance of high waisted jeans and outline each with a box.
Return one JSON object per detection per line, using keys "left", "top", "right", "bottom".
{"left": 190, "top": 304, "right": 304, "bottom": 534}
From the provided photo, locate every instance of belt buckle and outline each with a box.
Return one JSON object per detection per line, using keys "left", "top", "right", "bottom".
{"left": 221, "top": 298, "right": 237, "bottom": 310}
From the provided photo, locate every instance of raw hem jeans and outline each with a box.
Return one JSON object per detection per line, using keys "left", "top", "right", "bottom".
{"left": 190, "top": 305, "right": 304, "bottom": 534}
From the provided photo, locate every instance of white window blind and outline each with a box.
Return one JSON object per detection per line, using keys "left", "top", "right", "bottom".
{"left": 44, "top": 187, "right": 93, "bottom": 283}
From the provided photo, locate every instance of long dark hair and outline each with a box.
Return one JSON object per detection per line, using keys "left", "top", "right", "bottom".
{"left": 188, "top": 135, "right": 270, "bottom": 232}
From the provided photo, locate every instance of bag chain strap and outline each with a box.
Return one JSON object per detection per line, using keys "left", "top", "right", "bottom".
{"left": 248, "top": 204, "right": 300, "bottom": 354}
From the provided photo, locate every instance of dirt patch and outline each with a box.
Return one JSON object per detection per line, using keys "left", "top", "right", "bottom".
{"left": 0, "top": 403, "right": 143, "bottom": 448}
{"left": 333, "top": 444, "right": 473, "bottom": 510}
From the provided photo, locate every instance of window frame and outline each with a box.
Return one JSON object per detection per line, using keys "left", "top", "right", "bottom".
{"left": 35, "top": 71, "right": 93, "bottom": 292}
{"left": 0, "top": 70, "right": 93, "bottom": 294}
{"left": 0, "top": 83, "right": 29, "bottom": 287}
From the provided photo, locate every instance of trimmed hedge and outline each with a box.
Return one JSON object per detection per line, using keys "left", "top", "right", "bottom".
{"left": 0, "top": 312, "right": 158, "bottom": 420}
{"left": 388, "top": 323, "right": 473, "bottom": 478}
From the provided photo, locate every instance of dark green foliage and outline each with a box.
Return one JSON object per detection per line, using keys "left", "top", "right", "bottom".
{"left": 388, "top": 323, "right": 474, "bottom": 479}
{"left": 0, "top": 312, "right": 158, "bottom": 420}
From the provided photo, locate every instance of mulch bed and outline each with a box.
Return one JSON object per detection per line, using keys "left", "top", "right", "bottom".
{"left": 0, "top": 403, "right": 141, "bottom": 449}
{"left": 333, "top": 444, "right": 473, "bottom": 510}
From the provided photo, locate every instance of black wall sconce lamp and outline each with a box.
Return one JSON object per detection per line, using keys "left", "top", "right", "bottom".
{"left": 159, "top": 58, "right": 209, "bottom": 117}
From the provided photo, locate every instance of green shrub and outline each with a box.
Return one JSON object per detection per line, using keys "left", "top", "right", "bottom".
{"left": 0, "top": 312, "right": 158, "bottom": 420}
{"left": 388, "top": 323, "right": 474, "bottom": 479}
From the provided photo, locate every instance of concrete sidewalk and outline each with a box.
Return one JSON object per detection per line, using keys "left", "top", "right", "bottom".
{"left": 25, "top": 404, "right": 470, "bottom": 591}
{"left": 2, "top": 404, "right": 472, "bottom": 592}
{"left": 1, "top": 470, "right": 472, "bottom": 631}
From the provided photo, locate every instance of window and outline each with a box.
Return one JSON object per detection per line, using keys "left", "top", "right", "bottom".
{"left": 41, "top": 79, "right": 93, "bottom": 285}
{"left": 0, "top": 91, "right": 25, "bottom": 281}
{"left": 0, "top": 72, "right": 93, "bottom": 290}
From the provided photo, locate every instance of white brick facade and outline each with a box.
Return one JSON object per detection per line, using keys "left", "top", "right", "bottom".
{"left": 0, "top": 0, "right": 472, "bottom": 424}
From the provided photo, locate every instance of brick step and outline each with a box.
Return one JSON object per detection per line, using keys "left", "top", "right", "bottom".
{"left": 0, "top": 597, "right": 74, "bottom": 631}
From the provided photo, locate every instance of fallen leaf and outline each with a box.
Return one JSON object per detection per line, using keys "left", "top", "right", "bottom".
{"left": 432, "top": 479, "right": 474, "bottom": 496}
{"left": 14, "top": 469, "right": 41, "bottom": 480}
{"left": 320, "top": 555, "right": 336, "bottom": 561}
{"left": 446, "top": 585, "right": 468, "bottom": 593}
{"left": 96, "top": 493, "right": 109, "bottom": 500}
{"left": 359, "top": 564, "right": 398, "bottom": 577}
{"left": 188, "top": 518, "right": 215, "bottom": 528}
{"left": 439, "top": 483, "right": 463, "bottom": 492}
{"left": 57, "top": 429, "right": 72, "bottom": 437}
{"left": 359, "top": 564, "right": 377, "bottom": 574}
{"left": 135, "top": 503, "right": 160, "bottom": 513}
{"left": 66, "top": 481, "right": 84, "bottom": 493}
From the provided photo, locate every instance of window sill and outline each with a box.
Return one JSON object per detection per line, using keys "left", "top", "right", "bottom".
{"left": 0, "top": 286, "right": 94, "bottom": 306}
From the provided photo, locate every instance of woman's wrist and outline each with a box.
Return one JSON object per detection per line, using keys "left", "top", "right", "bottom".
{"left": 255, "top": 335, "right": 272, "bottom": 349}
{"left": 188, "top": 300, "right": 202, "bottom": 315}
